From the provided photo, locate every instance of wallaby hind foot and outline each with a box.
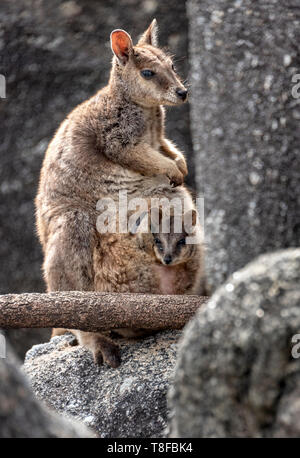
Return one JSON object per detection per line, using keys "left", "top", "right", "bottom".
{"left": 73, "top": 331, "right": 121, "bottom": 368}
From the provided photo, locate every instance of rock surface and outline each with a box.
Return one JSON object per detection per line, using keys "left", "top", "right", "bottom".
{"left": 188, "top": 0, "right": 300, "bottom": 291}
{"left": 0, "top": 343, "right": 92, "bottom": 438}
{"left": 169, "top": 249, "right": 300, "bottom": 437}
{"left": 24, "top": 330, "right": 180, "bottom": 438}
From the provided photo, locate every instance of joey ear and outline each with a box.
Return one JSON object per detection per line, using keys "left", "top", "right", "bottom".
{"left": 129, "top": 211, "right": 148, "bottom": 235}
{"left": 137, "top": 19, "right": 158, "bottom": 47}
{"left": 183, "top": 209, "right": 197, "bottom": 234}
{"left": 150, "top": 206, "right": 162, "bottom": 233}
{"left": 110, "top": 29, "right": 133, "bottom": 65}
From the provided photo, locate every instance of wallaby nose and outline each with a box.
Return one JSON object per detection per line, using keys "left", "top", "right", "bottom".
{"left": 164, "top": 255, "right": 172, "bottom": 265}
{"left": 176, "top": 88, "right": 188, "bottom": 101}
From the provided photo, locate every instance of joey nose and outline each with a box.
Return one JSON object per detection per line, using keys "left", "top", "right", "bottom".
{"left": 176, "top": 88, "right": 188, "bottom": 101}
{"left": 164, "top": 255, "right": 172, "bottom": 265}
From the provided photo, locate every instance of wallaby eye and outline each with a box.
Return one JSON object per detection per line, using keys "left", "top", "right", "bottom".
{"left": 177, "top": 238, "right": 186, "bottom": 246}
{"left": 171, "top": 64, "right": 175, "bottom": 71}
{"left": 154, "top": 238, "right": 163, "bottom": 251}
{"left": 141, "top": 69, "right": 155, "bottom": 79}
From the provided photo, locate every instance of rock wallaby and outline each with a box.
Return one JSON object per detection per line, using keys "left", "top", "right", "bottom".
{"left": 93, "top": 205, "right": 204, "bottom": 339}
{"left": 35, "top": 20, "right": 204, "bottom": 368}
{"left": 94, "top": 206, "right": 203, "bottom": 294}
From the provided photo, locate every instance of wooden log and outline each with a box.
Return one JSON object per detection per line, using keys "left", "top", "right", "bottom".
{"left": 0, "top": 292, "right": 209, "bottom": 332}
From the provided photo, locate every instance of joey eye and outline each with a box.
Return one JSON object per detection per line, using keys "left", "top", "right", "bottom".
{"left": 177, "top": 238, "right": 186, "bottom": 246}
{"left": 171, "top": 64, "right": 175, "bottom": 71}
{"left": 141, "top": 69, "right": 155, "bottom": 79}
{"left": 154, "top": 238, "right": 163, "bottom": 251}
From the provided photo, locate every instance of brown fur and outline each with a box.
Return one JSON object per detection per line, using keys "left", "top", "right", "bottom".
{"left": 36, "top": 20, "right": 203, "bottom": 367}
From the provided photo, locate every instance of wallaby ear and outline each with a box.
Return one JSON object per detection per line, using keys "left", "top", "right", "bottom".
{"left": 150, "top": 206, "right": 162, "bottom": 233}
{"left": 183, "top": 209, "right": 197, "bottom": 234}
{"left": 137, "top": 19, "right": 158, "bottom": 47}
{"left": 110, "top": 29, "right": 133, "bottom": 65}
{"left": 129, "top": 210, "right": 148, "bottom": 235}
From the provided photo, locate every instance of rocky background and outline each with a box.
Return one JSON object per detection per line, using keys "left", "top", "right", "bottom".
{"left": 188, "top": 0, "right": 300, "bottom": 291}
{"left": 1, "top": 0, "right": 300, "bottom": 439}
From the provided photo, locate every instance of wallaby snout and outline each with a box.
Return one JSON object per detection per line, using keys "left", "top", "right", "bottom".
{"left": 164, "top": 255, "right": 172, "bottom": 265}
{"left": 176, "top": 88, "right": 188, "bottom": 101}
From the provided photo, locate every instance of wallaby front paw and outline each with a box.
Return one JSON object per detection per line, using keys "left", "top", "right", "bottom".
{"left": 175, "top": 157, "right": 188, "bottom": 177}
{"left": 167, "top": 164, "right": 184, "bottom": 187}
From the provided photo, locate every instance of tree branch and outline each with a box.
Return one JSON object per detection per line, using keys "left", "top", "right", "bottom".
{"left": 0, "top": 292, "right": 209, "bottom": 332}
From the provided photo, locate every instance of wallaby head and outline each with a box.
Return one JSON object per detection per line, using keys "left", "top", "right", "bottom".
{"left": 130, "top": 207, "right": 198, "bottom": 266}
{"left": 151, "top": 208, "right": 197, "bottom": 266}
{"left": 110, "top": 19, "right": 188, "bottom": 107}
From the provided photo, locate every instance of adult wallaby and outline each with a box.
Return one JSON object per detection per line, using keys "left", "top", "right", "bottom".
{"left": 36, "top": 20, "right": 202, "bottom": 368}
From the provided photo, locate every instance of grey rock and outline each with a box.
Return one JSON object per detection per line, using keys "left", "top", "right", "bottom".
{"left": 169, "top": 249, "right": 300, "bottom": 437}
{"left": 4, "top": 328, "right": 51, "bottom": 360}
{"left": 24, "top": 330, "right": 180, "bottom": 437}
{"left": 188, "top": 0, "right": 300, "bottom": 291}
{"left": 0, "top": 343, "right": 92, "bottom": 438}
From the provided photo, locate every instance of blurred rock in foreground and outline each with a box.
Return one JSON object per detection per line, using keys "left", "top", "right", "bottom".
{"left": 24, "top": 330, "right": 180, "bottom": 438}
{"left": 169, "top": 249, "right": 300, "bottom": 437}
{"left": 0, "top": 343, "right": 92, "bottom": 438}
{"left": 188, "top": 0, "right": 300, "bottom": 291}
{"left": 5, "top": 328, "right": 51, "bottom": 360}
